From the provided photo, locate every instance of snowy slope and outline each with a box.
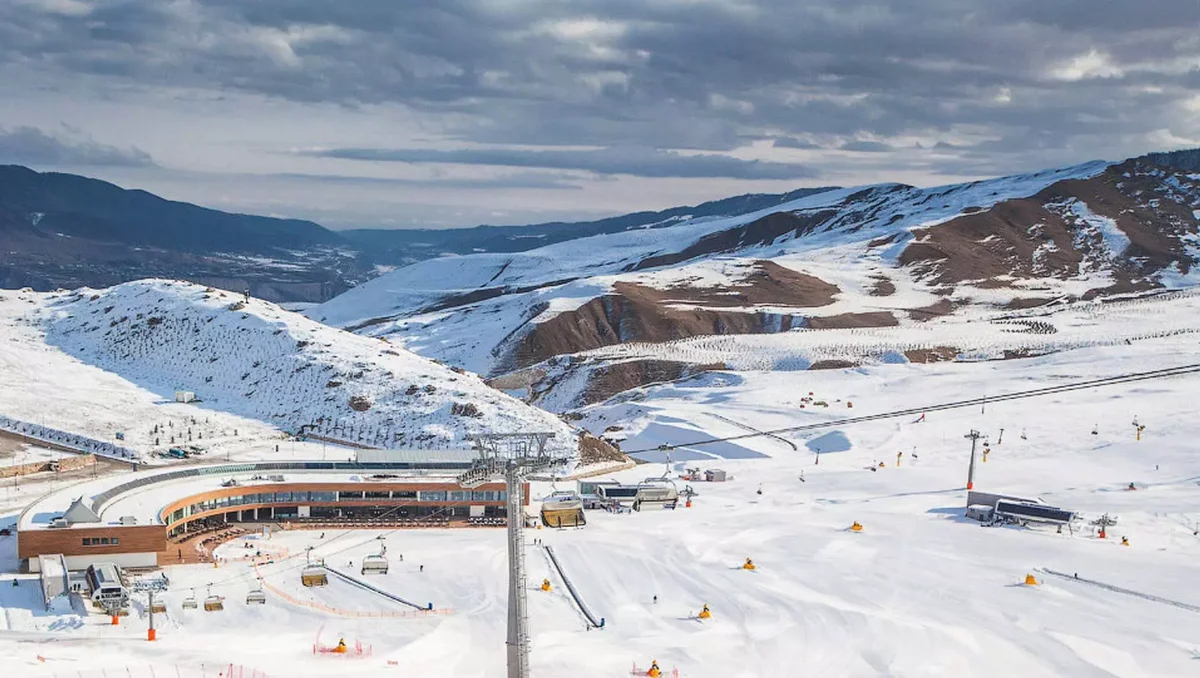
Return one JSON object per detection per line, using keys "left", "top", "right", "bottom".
{"left": 32, "top": 280, "right": 578, "bottom": 456}
{"left": 4, "top": 335, "right": 1200, "bottom": 677}
{"left": 312, "top": 161, "right": 1111, "bottom": 332}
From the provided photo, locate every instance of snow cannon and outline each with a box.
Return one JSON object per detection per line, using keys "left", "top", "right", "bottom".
{"left": 743, "top": 558, "right": 755, "bottom": 571}
{"left": 850, "top": 521, "right": 863, "bottom": 532}
{"left": 698, "top": 604, "right": 711, "bottom": 620}
{"left": 1024, "top": 574, "right": 1039, "bottom": 586}
{"left": 541, "top": 578, "right": 552, "bottom": 592}
{"left": 333, "top": 639, "right": 347, "bottom": 654}
{"left": 1121, "top": 536, "right": 1129, "bottom": 547}
{"left": 647, "top": 660, "right": 661, "bottom": 677}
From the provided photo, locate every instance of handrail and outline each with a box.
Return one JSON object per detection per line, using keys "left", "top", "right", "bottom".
{"left": 324, "top": 566, "right": 427, "bottom": 611}
{"left": 543, "top": 544, "right": 603, "bottom": 628}
{"left": 252, "top": 562, "right": 452, "bottom": 619}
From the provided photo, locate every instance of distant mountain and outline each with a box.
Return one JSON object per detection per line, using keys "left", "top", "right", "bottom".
{"left": 311, "top": 150, "right": 1200, "bottom": 410}
{"left": 0, "top": 164, "right": 839, "bottom": 301}
{"left": 0, "top": 165, "right": 364, "bottom": 302}
{"left": 339, "top": 186, "right": 840, "bottom": 264}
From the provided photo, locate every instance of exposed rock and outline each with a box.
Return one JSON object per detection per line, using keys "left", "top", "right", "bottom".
{"left": 510, "top": 262, "right": 838, "bottom": 368}
{"left": 808, "top": 359, "right": 859, "bottom": 370}
{"left": 578, "top": 431, "right": 627, "bottom": 466}
{"left": 348, "top": 395, "right": 372, "bottom": 412}
{"left": 907, "top": 299, "right": 955, "bottom": 321}
{"left": 868, "top": 276, "right": 896, "bottom": 296}
{"left": 450, "top": 402, "right": 482, "bottom": 417}
{"left": 581, "top": 359, "right": 725, "bottom": 405}
{"left": 904, "top": 346, "right": 959, "bottom": 363}
{"left": 805, "top": 311, "right": 898, "bottom": 329}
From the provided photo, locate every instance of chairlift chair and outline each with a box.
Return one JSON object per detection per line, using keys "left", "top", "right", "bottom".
{"left": 245, "top": 588, "right": 266, "bottom": 605}
{"left": 361, "top": 553, "right": 389, "bottom": 575}
{"left": 203, "top": 585, "right": 224, "bottom": 612}
{"left": 181, "top": 590, "right": 198, "bottom": 610}
{"left": 300, "top": 565, "right": 329, "bottom": 587}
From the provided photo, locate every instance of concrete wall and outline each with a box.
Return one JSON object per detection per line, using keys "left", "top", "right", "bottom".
{"left": 0, "top": 453, "right": 95, "bottom": 479}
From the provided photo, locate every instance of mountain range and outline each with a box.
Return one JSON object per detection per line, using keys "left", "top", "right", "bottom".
{"left": 0, "top": 164, "right": 839, "bottom": 302}
{"left": 309, "top": 148, "right": 1200, "bottom": 410}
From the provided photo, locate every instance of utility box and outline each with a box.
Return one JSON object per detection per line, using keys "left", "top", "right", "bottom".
{"left": 174, "top": 391, "right": 196, "bottom": 403}
{"left": 705, "top": 469, "right": 727, "bottom": 482}
{"left": 965, "top": 505, "right": 994, "bottom": 522}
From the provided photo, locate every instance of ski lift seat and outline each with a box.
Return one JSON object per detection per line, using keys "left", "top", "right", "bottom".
{"left": 245, "top": 589, "right": 266, "bottom": 605}
{"left": 181, "top": 595, "right": 198, "bottom": 610}
{"left": 300, "top": 566, "right": 328, "bottom": 587}
{"left": 203, "top": 595, "right": 224, "bottom": 612}
{"left": 360, "top": 554, "right": 389, "bottom": 575}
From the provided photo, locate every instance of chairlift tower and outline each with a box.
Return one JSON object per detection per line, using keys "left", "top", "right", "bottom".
{"left": 461, "top": 433, "right": 566, "bottom": 678}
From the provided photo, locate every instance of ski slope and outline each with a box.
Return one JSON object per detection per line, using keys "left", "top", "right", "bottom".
{"left": 3, "top": 333, "right": 1200, "bottom": 676}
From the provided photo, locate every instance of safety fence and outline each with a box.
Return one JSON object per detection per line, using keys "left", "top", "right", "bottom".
{"left": 251, "top": 564, "right": 452, "bottom": 619}
{"left": 43, "top": 662, "right": 267, "bottom": 677}
{"left": 0, "top": 415, "right": 138, "bottom": 461}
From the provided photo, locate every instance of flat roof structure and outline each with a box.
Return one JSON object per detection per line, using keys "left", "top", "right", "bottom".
{"left": 17, "top": 459, "right": 525, "bottom": 572}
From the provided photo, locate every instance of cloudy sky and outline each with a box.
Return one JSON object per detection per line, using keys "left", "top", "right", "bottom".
{"left": 1, "top": 0, "right": 1198, "bottom": 229}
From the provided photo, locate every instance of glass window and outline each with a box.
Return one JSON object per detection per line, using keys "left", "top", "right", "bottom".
{"left": 228, "top": 495, "right": 242, "bottom": 507}
{"left": 449, "top": 491, "right": 466, "bottom": 502}
{"left": 276, "top": 492, "right": 292, "bottom": 503}
{"left": 311, "top": 491, "right": 335, "bottom": 502}
{"left": 471, "top": 491, "right": 488, "bottom": 501}
{"left": 82, "top": 538, "right": 91, "bottom": 546}
{"left": 340, "top": 491, "right": 363, "bottom": 500}
{"left": 421, "top": 490, "right": 448, "bottom": 502}
{"left": 392, "top": 490, "right": 417, "bottom": 500}
{"left": 498, "top": 490, "right": 507, "bottom": 502}
{"left": 111, "top": 537, "right": 119, "bottom": 545}
{"left": 100, "top": 537, "right": 110, "bottom": 545}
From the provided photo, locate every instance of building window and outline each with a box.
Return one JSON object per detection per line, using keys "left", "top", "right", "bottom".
{"left": 450, "top": 491, "right": 466, "bottom": 502}
{"left": 111, "top": 537, "right": 118, "bottom": 545}
{"left": 420, "top": 490, "right": 448, "bottom": 502}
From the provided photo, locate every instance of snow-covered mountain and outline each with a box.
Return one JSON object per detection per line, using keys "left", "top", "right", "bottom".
{"left": 310, "top": 152, "right": 1200, "bottom": 411}
{"left": 33, "top": 280, "right": 580, "bottom": 456}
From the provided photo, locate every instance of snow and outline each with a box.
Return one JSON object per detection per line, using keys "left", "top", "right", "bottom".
{"left": 1068, "top": 199, "right": 1131, "bottom": 257}
{"left": 310, "top": 160, "right": 1112, "bottom": 377}
{"left": 4, "top": 330, "right": 1200, "bottom": 676}
{"left": 555, "top": 288, "right": 1200, "bottom": 379}
{"left": 5, "top": 281, "right": 577, "bottom": 459}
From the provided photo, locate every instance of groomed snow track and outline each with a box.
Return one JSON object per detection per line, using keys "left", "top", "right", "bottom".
{"left": 543, "top": 545, "right": 603, "bottom": 629}
{"left": 324, "top": 566, "right": 428, "bottom": 611}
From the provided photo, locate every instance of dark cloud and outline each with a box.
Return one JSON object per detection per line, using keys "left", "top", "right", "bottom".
{"left": 0, "top": 0, "right": 1197, "bottom": 185}
{"left": 0, "top": 125, "right": 154, "bottom": 167}
{"left": 840, "top": 140, "right": 894, "bottom": 153}
{"left": 304, "top": 146, "right": 819, "bottom": 180}
{"left": 772, "top": 136, "right": 820, "bottom": 150}
{"left": 266, "top": 171, "right": 585, "bottom": 190}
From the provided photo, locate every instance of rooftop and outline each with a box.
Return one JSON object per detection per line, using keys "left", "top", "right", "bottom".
{"left": 17, "top": 458, "right": 487, "bottom": 532}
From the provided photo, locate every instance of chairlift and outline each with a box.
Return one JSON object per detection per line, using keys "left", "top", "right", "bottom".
{"left": 361, "top": 553, "right": 389, "bottom": 576}
{"left": 150, "top": 600, "right": 167, "bottom": 615}
{"left": 301, "top": 565, "right": 328, "bottom": 587}
{"left": 181, "top": 589, "right": 198, "bottom": 610}
{"left": 245, "top": 588, "right": 266, "bottom": 605}
{"left": 203, "top": 585, "right": 224, "bottom": 612}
